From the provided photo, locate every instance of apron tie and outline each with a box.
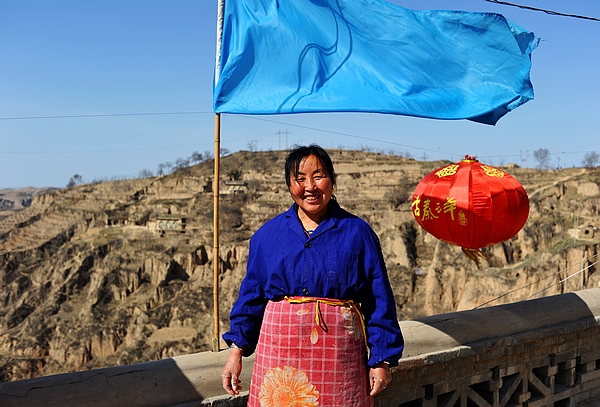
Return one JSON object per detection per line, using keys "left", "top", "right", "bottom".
{"left": 284, "top": 296, "right": 368, "bottom": 352}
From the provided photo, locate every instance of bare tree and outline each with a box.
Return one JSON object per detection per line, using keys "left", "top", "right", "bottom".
{"left": 173, "top": 158, "right": 190, "bottom": 171}
{"left": 582, "top": 151, "right": 600, "bottom": 169}
{"left": 138, "top": 169, "right": 153, "bottom": 178}
{"left": 228, "top": 169, "right": 243, "bottom": 181}
{"left": 247, "top": 140, "right": 258, "bottom": 152}
{"left": 66, "top": 174, "right": 83, "bottom": 189}
{"left": 384, "top": 189, "right": 409, "bottom": 209}
{"left": 533, "top": 148, "right": 551, "bottom": 170}
{"left": 190, "top": 151, "right": 204, "bottom": 164}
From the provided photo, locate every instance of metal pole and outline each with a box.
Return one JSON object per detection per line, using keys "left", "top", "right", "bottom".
{"left": 212, "top": 0, "right": 225, "bottom": 353}
{"left": 213, "top": 113, "right": 221, "bottom": 352}
{"left": 581, "top": 249, "right": 585, "bottom": 291}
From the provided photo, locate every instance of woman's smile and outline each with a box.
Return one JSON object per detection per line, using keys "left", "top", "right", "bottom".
{"left": 289, "top": 154, "right": 333, "bottom": 226}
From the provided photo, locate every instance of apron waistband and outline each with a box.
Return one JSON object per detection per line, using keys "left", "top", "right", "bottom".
{"left": 284, "top": 296, "right": 368, "bottom": 352}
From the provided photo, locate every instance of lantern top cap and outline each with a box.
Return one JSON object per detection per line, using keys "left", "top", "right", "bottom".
{"left": 462, "top": 154, "right": 479, "bottom": 163}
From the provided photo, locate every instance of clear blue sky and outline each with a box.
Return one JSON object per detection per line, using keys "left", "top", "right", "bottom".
{"left": 1, "top": 0, "right": 598, "bottom": 189}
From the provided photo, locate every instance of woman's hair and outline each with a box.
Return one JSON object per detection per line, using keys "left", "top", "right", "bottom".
{"left": 285, "top": 144, "right": 337, "bottom": 189}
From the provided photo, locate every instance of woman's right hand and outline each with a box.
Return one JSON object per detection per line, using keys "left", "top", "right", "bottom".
{"left": 222, "top": 347, "right": 244, "bottom": 395}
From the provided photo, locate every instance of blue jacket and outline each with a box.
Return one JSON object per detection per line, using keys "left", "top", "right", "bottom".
{"left": 223, "top": 200, "right": 404, "bottom": 366}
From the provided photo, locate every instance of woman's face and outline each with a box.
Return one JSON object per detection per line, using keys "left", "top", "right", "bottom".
{"left": 289, "top": 154, "right": 333, "bottom": 223}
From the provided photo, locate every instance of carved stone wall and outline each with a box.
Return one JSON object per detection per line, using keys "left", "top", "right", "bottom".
{"left": 375, "top": 288, "right": 600, "bottom": 407}
{"left": 380, "top": 320, "right": 600, "bottom": 407}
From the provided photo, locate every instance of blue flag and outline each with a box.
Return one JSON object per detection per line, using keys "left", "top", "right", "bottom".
{"left": 213, "top": 0, "right": 538, "bottom": 125}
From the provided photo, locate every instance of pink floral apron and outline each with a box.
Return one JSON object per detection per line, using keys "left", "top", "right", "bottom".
{"left": 247, "top": 297, "right": 373, "bottom": 407}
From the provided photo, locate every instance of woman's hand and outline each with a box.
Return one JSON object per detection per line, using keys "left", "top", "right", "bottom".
{"left": 369, "top": 362, "right": 391, "bottom": 396}
{"left": 221, "top": 347, "right": 244, "bottom": 395}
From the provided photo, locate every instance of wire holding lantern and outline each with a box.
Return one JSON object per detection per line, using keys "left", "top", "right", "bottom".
{"left": 411, "top": 155, "right": 530, "bottom": 264}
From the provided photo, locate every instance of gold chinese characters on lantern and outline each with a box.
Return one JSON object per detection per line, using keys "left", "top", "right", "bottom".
{"left": 411, "top": 155, "right": 529, "bottom": 263}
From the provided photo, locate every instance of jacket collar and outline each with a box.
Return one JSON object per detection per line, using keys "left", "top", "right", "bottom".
{"left": 285, "top": 200, "right": 341, "bottom": 239}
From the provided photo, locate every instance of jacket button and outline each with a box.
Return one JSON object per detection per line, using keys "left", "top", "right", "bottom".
{"left": 304, "top": 242, "right": 311, "bottom": 249}
{"left": 302, "top": 288, "right": 309, "bottom": 295}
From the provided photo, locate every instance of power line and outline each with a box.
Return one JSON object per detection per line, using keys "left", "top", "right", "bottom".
{"left": 0, "top": 111, "right": 212, "bottom": 121}
{"left": 0, "top": 144, "right": 202, "bottom": 155}
{"left": 478, "top": 150, "right": 598, "bottom": 163}
{"left": 485, "top": 0, "right": 599, "bottom": 21}
{"left": 2, "top": 111, "right": 598, "bottom": 164}
{"left": 236, "top": 115, "right": 600, "bottom": 164}
{"left": 237, "top": 115, "right": 455, "bottom": 157}
{"left": 7, "top": 112, "right": 442, "bottom": 158}
{"left": 526, "top": 258, "right": 600, "bottom": 300}
{"left": 472, "top": 252, "right": 599, "bottom": 309}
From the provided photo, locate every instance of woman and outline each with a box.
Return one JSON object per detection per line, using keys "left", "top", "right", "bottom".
{"left": 222, "top": 145, "right": 403, "bottom": 406}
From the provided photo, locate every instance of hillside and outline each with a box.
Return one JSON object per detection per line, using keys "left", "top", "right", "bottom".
{"left": 1, "top": 150, "right": 599, "bottom": 382}
{"left": 0, "top": 187, "right": 58, "bottom": 221}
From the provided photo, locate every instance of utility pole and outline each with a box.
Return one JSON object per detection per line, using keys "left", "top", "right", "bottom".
{"left": 277, "top": 130, "right": 281, "bottom": 150}
{"left": 277, "top": 130, "right": 290, "bottom": 150}
{"left": 520, "top": 150, "right": 522, "bottom": 166}
{"left": 574, "top": 212, "right": 579, "bottom": 244}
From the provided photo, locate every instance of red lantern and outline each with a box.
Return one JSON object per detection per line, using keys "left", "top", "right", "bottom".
{"left": 411, "top": 156, "right": 529, "bottom": 263}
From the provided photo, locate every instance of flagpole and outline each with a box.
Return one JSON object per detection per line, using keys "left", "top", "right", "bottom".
{"left": 212, "top": 0, "right": 225, "bottom": 353}
{"left": 213, "top": 113, "right": 221, "bottom": 353}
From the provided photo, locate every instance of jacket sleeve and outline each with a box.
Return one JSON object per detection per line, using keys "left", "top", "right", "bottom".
{"left": 222, "top": 238, "right": 268, "bottom": 357}
{"left": 359, "top": 232, "right": 404, "bottom": 367}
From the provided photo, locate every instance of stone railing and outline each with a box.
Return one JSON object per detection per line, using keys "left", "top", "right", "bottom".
{"left": 382, "top": 288, "right": 600, "bottom": 407}
{"left": 1, "top": 288, "right": 599, "bottom": 407}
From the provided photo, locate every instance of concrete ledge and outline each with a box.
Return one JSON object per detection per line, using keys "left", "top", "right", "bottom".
{"left": 401, "top": 288, "right": 600, "bottom": 358}
{"left": 0, "top": 348, "right": 254, "bottom": 407}
{"left": 0, "top": 288, "right": 598, "bottom": 406}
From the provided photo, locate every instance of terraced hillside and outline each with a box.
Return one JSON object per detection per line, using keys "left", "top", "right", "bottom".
{"left": 1, "top": 150, "right": 599, "bottom": 382}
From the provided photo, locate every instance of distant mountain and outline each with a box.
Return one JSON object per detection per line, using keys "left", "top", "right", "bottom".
{"left": 1, "top": 150, "right": 599, "bottom": 382}
{"left": 0, "top": 187, "right": 58, "bottom": 220}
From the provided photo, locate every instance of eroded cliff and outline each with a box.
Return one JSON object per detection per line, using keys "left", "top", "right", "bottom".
{"left": 1, "top": 150, "right": 599, "bottom": 381}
